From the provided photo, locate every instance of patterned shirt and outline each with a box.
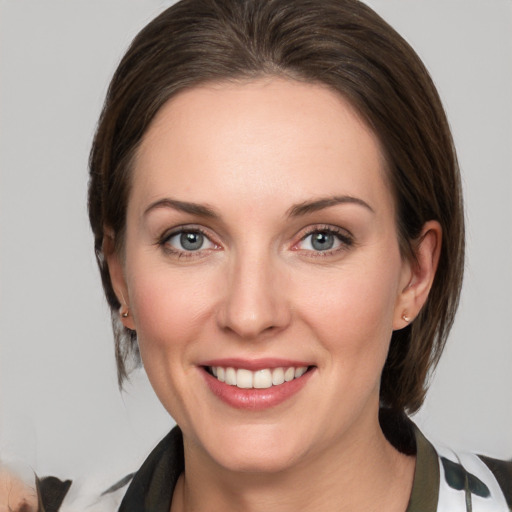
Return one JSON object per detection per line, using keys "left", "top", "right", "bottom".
{"left": 37, "top": 418, "right": 511, "bottom": 511}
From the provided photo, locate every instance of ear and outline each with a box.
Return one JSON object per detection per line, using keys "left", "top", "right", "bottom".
{"left": 103, "top": 229, "right": 136, "bottom": 330}
{"left": 393, "top": 220, "right": 442, "bottom": 330}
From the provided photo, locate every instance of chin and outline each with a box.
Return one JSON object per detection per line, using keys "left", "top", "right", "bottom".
{"left": 216, "top": 446, "right": 303, "bottom": 474}
{"left": 199, "top": 422, "right": 311, "bottom": 474}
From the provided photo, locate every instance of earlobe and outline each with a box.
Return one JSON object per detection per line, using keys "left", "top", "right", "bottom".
{"left": 393, "top": 220, "right": 442, "bottom": 330}
{"left": 103, "top": 230, "right": 136, "bottom": 330}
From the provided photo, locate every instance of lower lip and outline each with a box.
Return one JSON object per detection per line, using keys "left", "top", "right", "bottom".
{"left": 201, "top": 367, "right": 315, "bottom": 410}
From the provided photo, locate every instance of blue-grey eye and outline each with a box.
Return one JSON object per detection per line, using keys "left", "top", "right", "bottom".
{"left": 310, "top": 232, "right": 335, "bottom": 251}
{"left": 180, "top": 231, "right": 204, "bottom": 251}
{"left": 297, "top": 229, "right": 351, "bottom": 252}
{"left": 165, "top": 230, "right": 215, "bottom": 252}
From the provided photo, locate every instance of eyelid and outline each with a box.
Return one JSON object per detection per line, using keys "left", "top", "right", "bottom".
{"left": 156, "top": 223, "right": 353, "bottom": 257}
{"left": 291, "top": 224, "right": 354, "bottom": 253}
{"left": 158, "top": 224, "right": 222, "bottom": 255}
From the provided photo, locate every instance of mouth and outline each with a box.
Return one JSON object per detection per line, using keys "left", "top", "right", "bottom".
{"left": 205, "top": 365, "right": 310, "bottom": 389}
{"left": 200, "top": 361, "right": 315, "bottom": 410}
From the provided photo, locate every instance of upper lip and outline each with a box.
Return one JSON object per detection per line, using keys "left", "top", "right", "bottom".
{"left": 199, "top": 358, "right": 314, "bottom": 371}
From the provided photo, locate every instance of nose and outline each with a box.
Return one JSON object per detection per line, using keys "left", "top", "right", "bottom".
{"left": 217, "top": 249, "right": 291, "bottom": 340}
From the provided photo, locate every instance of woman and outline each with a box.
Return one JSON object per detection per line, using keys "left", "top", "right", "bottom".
{"left": 1, "top": 0, "right": 509, "bottom": 511}
{"left": 86, "top": 0, "right": 511, "bottom": 510}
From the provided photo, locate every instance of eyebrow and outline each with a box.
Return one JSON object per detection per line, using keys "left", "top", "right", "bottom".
{"left": 287, "top": 196, "right": 374, "bottom": 217}
{"left": 143, "top": 195, "right": 374, "bottom": 220}
{"left": 144, "top": 198, "right": 218, "bottom": 218}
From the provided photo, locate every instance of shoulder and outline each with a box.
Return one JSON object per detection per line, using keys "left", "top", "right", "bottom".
{"left": 395, "top": 414, "right": 511, "bottom": 512}
{"left": 36, "top": 472, "right": 133, "bottom": 512}
{"left": 17, "top": 426, "right": 182, "bottom": 512}
{"left": 431, "top": 441, "right": 512, "bottom": 511}
{"left": 0, "top": 463, "right": 132, "bottom": 512}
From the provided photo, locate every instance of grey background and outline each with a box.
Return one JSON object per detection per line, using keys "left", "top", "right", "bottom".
{"left": 1, "top": 0, "right": 511, "bottom": 479}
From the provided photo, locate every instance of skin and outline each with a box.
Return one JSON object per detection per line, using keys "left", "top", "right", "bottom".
{"left": 0, "top": 468, "right": 38, "bottom": 512}
{"left": 107, "top": 78, "right": 441, "bottom": 511}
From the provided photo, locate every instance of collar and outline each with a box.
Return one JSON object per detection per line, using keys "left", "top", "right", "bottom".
{"left": 118, "top": 417, "right": 440, "bottom": 512}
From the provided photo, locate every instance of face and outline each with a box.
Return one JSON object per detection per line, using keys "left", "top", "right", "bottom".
{"left": 111, "top": 78, "right": 415, "bottom": 473}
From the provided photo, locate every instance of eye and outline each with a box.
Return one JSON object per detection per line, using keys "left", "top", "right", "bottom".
{"left": 304, "top": 231, "right": 337, "bottom": 251}
{"left": 162, "top": 228, "right": 217, "bottom": 254}
{"left": 295, "top": 227, "right": 353, "bottom": 254}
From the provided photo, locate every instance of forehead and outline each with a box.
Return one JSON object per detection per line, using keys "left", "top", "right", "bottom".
{"left": 132, "top": 78, "right": 392, "bottom": 217}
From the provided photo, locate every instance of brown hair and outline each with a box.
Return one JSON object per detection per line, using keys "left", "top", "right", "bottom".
{"left": 88, "top": 0, "right": 464, "bottom": 414}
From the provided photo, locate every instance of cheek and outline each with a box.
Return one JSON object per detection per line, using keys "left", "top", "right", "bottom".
{"left": 296, "top": 257, "right": 401, "bottom": 363}
{"left": 126, "top": 261, "right": 218, "bottom": 359}
{"left": 124, "top": 261, "right": 222, "bottom": 419}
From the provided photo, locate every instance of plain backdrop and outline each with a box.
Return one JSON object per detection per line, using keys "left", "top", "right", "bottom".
{"left": 1, "top": 0, "right": 511, "bottom": 480}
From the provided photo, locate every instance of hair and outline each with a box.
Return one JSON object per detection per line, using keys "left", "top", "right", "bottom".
{"left": 88, "top": 0, "right": 464, "bottom": 414}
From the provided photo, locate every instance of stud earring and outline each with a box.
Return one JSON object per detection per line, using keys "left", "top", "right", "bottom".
{"left": 402, "top": 312, "right": 411, "bottom": 323}
{"left": 119, "top": 291, "right": 130, "bottom": 318}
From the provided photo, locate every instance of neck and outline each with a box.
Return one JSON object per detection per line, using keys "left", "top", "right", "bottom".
{"left": 171, "top": 413, "right": 415, "bottom": 512}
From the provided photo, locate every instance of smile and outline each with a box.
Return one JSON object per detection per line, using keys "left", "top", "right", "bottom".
{"left": 200, "top": 359, "right": 315, "bottom": 410}
{"left": 207, "top": 366, "right": 309, "bottom": 389}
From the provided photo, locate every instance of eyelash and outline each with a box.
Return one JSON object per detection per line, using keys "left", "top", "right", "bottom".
{"left": 293, "top": 225, "right": 354, "bottom": 257}
{"left": 158, "top": 226, "right": 219, "bottom": 258}
{"left": 157, "top": 224, "right": 354, "bottom": 259}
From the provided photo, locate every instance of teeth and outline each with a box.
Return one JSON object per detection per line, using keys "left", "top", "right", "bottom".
{"left": 284, "top": 367, "right": 295, "bottom": 382}
{"left": 272, "top": 367, "right": 285, "bottom": 385}
{"left": 225, "top": 367, "right": 237, "bottom": 386}
{"left": 295, "top": 367, "right": 307, "bottom": 378}
{"left": 254, "top": 369, "right": 272, "bottom": 389}
{"left": 209, "top": 366, "right": 308, "bottom": 389}
{"left": 236, "top": 369, "right": 253, "bottom": 389}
